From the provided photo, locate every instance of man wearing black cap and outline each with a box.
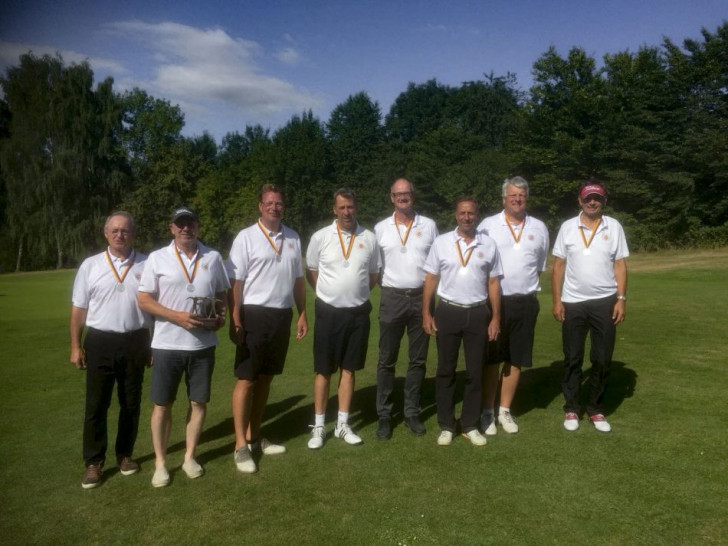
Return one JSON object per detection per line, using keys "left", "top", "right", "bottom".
{"left": 552, "top": 180, "right": 629, "bottom": 433}
{"left": 138, "top": 207, "right": 230, "bottom": 487}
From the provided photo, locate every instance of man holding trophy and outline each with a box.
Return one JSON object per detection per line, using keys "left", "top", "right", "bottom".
{"left": 138, "top": 207, "right": 230, "bottom": 487}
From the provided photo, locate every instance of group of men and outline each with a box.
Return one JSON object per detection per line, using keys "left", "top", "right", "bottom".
{"left": 70, "top": 176, "right": 628, "bottom": 489}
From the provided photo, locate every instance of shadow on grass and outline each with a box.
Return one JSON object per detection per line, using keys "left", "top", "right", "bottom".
{"left": 140, "top": 361, "right": 636, "bottom": 466}
{"left": 513, "top": 360, "right": 636, "bottom": 417}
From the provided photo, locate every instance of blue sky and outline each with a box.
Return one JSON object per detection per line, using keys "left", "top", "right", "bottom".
{"left": 1, "top": 0, "right": 726, "bottom": 141}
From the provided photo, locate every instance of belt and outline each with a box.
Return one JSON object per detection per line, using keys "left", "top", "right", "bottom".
{"left": 440, "top": 298, "right": 487, "bottom": 309}
{"left": 384, "top": 286, "right": 423, "bottom": 296}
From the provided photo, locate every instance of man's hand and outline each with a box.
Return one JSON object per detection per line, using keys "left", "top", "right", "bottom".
{"left": 612, "top": 300, "right": 626, "bottom": 325}
{"left": 174, "top": 310, "right": 204, "bottom": 330}
{"left": 552, "top": 302, "right": 565, "bottom": 322}
{"left": 296, "top": 312, "right": 309, "bottom": 340}
{"left": 423, "top": 314, "right": 437, "bottom": 337}
{"left": 487, "top": 318, "right": 500, "bottom": 341}
{"left": 70, "top": 347, "right": 86, "bottom": 370}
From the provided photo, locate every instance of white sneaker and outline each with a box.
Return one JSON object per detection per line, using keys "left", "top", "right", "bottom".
{"left": 498, "top": 411, "right": 519, "bottom": 434}
{"left": 234, "top": 447, "right": 258, "bottom": 473}
{"left": 334, "top": 423, "right": 363, "bottom": 445}
{"left": 590, "top": 413, "right": 612, "bottom": 433}
{"left": 437, "top": 430, "right": 453, "bottom": 446}
{"left": 307, "top": 425, "right": 326, "bottom": 449}
{"left": 182, "top": 458, "right": 204, "bottom": 479}
{"left": 462, "top": 429, "right": 487, "bottom": 446}
{"left": 151, "top": 465, "right": 170, "bottom": 488}
{"left": 249, "top": 438, "right": 286, "bottom": 455}
{"left": 481, "top": 412, "right": 497, "bottom": 436}
{"left": 564, "top": 412, "right": 580, "bottom": 432}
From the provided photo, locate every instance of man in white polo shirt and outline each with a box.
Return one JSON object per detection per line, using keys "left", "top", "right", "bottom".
{"left": 70, "top": 211, "right": 151, "bottom": 489}
{"left": 305, "top": 188, "right": 380, "bottom": 449}
{"left": 478, "top": 176, "right": 549, "bottom": 435}
{"left": 423, "top": 196, "right": 502, "bottom": 447}
{"left": 552, "top": 180, "right": 628, "bottom": 433}
{"left": 226, "top": 184, "right": 308, "bottom": 474}
{"left": 138, "top": 207, "right": 230, "bottom": 487}
{"left": 374, "top": 178, "right": 438, "bottom": 439}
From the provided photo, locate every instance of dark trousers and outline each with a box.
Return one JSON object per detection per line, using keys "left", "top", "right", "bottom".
{"left": 561, "top": 295, "right": 617, "bottom": 416}
{"left": 83, "top": 328, "right": 150, "bottom": 466}
{"left": 435, "top": 301, "right": 490, "bottom": 432}
{"left": 376, "top": 287, "right": 430, "bottom": 418}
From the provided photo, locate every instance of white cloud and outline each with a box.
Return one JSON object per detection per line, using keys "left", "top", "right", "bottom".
{"left": 275, "top": 47, "right": 302, "bottom": 65}
{"left": 103, "top": 21, "right": 318, "bottom": 114}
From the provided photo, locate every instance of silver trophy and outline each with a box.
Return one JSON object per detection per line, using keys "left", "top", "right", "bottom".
{"left": 188, "top": 296, "right": 224, "bottom": 330}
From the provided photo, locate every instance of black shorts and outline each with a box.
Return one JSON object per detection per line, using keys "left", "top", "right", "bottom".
{"left": 486, "top": 294, "right": 540, "bottom": 368}
{"left": 313, "top": 298, "right": 371, "bottom": 375}
{"left": 150, "top": 347, "right": 215, "bottom": 405}
{"left": 234, "top": 305, "right": 293, "bottom": 380}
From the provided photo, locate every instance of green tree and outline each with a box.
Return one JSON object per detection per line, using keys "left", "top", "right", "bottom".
{"left": 0, "top": 53, "right": 128, "bottom": 269}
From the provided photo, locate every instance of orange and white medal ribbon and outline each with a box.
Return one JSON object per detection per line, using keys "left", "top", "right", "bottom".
{"left": 174, "top": 246, "right": 199, "bottom": 292}
{"left": 395, "top": 217, "right": 414, "bottom": 254}
{"left": 579, "top": 217, "right": 601, "bottom": 256}
{"left": 105, "top": 249, "right": 135, "bottom": 292}
{"left": 505, "top": 214, "right": 524, "bottom": 250}
{"left": 456, "top": 240, "right": 475, "bottom": 268}
{"left": 258, "top": 220, "right": 283, "bottom": 262}
{"left": 337, "top": 222, "right": 356, "bottom": 268}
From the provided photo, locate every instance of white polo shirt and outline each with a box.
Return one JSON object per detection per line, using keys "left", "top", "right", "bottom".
{"left": 139, "top": 241, "right": 231, "bottom": 350}
{"left": 552, "top": 214, "right": 629, "bottom": 303}
{"left": 306, "top": 221, "right": 380, "bottom": 308}
{"left": 478, "top": 211, "right": 550, "bottom": 296}
{"left": 424, "top": 229, "right": 503, "bottom": 305}
{"left": 72, "top": 249, "right": 151, "bottom": 333}
{"left": 375, "top": 213, "right": 438, "bottom": 289}
{"left": 226, "top": 221, "right": 303, "bottom": 309}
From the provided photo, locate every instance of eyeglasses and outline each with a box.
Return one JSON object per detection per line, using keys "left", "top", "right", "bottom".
{"left": 391, "top": 192, "right": 413, "bottom": 198}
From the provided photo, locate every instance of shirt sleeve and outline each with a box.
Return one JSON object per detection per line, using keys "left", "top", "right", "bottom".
{"left": 306, "top": 232, "right": 321, "bottom": 270}
{"left": 71, "top": 259, "right": 91, "bottom": 308}
{"left": 424, "top": 240, "right": 440, "bottom": 275}
{"left": 552, "top": 224, "right": 567, "bottom": 259}
{"left": 137, "top": 252, "right": 159, "bottom": 294}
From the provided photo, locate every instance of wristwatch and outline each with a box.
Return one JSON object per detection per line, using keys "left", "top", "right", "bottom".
{"left": 616, "top": 295, "right": 627, "bottom": 301}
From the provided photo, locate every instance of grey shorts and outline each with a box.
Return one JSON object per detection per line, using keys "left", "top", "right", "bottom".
{"left": 150, "top": 347, "right": 216, "bottom": 405}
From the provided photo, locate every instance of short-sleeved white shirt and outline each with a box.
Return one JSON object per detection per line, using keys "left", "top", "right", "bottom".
{"left": 375, "top": 213, "right": 438, "bottom": 289}
{"left": 552, "top": 214, "right": 629, "bottom": 303}
{"left": 226, "top": 221, "right": 303, "bottom": 309}
{"left": 72, "top": 249, "right": 151, "bottom": 333}
{"left": 306, "top": 221, "right": 380, "bottom": 308}
{"left": 138, "top": 241, "right": 231, "bottom": 350}
{"left": 424, "top": 229, "right": 503, "bottom": 305}
{"left": 478, "top": 211, "right": 550, "bottom": 296}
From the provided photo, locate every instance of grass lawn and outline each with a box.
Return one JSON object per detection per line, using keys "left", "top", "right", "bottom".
{"left": 0, "top": 248, "right": 726, "bottom": 545}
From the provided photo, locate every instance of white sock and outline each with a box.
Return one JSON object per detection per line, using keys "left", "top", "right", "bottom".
{"left": 314, "top": 413, "right": 325, "bottom": 427}
{"left": 499, "top": 406, "right": 510, "bottom": 415}
{"left": 337, "top": 411, "right": 349, "bottom": 426}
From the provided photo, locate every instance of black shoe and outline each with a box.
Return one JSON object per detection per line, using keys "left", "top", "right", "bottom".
{"left": 404, "top": 416, "right": 426, "bottom": 436}
{"left": 376, "top": 417, "right": 392, "bottom": 440}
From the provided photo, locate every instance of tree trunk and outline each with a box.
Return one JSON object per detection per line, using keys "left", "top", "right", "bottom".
{"left": 15, "top": 235, "right": 23, "bottom": 272}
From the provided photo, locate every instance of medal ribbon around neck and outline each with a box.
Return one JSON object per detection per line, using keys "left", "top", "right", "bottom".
{"left": 579, "top": 216, "right": 602, "bottom": 250}
{"left": 336, "top": 222, "right": 356, "bottom": 261}
{"left": 105, "top": 249, "right": 135, "bottom": 285}
{"left": 174, "top": 245, "right": 199, "bottom": 285}
{"left": 456, "top": 239, "right": 475, "bottom": 268}
{"left": 505, "top": 214, "right": 525, "bottom": 245}
{"left": 395, "top": 216, "right": 414, "bottom": 247}
{"left": 258, "top": 220, "right": 283, "bottom": 257}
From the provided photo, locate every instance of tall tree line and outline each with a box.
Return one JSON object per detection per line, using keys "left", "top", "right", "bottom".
{"left": 1, "top": 23, "right": 727, "bottom": 271}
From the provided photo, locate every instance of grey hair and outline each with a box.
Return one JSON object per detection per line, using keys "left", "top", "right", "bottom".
{"left": 502, "top": 176, "right": 529, "bottom": 198}
{"left": 104, "top": 211, "right": 136, "bottom": 233}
